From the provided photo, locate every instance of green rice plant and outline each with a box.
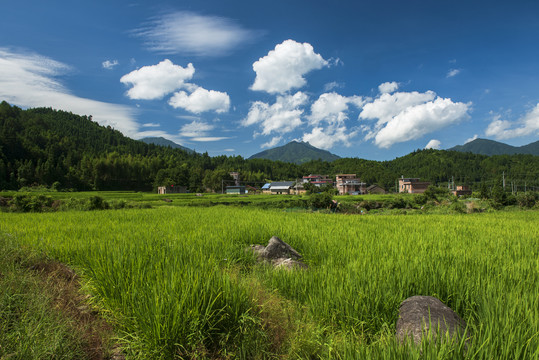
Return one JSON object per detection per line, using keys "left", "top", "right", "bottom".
{"left": 0, "top": 207, "right": 537, "bottom": 358}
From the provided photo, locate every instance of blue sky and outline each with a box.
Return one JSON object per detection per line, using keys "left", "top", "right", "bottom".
{"left": 1, "top": 0, "right": 538, "bottom": 160}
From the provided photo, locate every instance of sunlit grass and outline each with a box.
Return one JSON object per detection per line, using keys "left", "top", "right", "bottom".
{"left": 1, "top": 207, "right": 537, "bottom": 358}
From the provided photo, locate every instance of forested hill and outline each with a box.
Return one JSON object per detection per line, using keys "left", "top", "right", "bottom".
{"left": 449, "top": 138, "right": 539, "bottom": 156}
{"left": 248, "top": 141, "right": 340, "bottom": 164}
{"left": 1, "top": 102, "right": 538, "bottom": 192}
{"left": 140, "top": 137, "right": 195, "bottom": 153}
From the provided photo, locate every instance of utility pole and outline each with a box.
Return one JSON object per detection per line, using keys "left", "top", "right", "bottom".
{"left": 503, "top": 171, "right": 505, "bottom": 190}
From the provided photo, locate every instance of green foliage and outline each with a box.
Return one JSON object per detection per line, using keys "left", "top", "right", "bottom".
{"left": 516, "top": 192, "right": 538, "bottom": 208}
{"left": 307, "top": 192, "right": 334, "bottom": 209}
{"left": 2, "top": 102, "right": 539, "bottom": 196}
{"left": 422, "top": 185, "right": 451, "bottom": 202}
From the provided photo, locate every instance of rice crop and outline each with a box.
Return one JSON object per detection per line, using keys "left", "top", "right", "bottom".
{"left": 1, "top": 207, "right": 537, "bottom": 359}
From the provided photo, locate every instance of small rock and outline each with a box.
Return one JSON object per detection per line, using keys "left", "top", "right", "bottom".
{"left": 273, "top": 258, "right": 308, "bottom": 270}
{"left": 396, "top": 295, "right": 467, "bottom": 345}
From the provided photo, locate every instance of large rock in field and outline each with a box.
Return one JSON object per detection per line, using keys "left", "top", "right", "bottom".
{"left": 248, "top": 236, "right": 306, "bottom": 270}
{"left": 262, "top": 236, "right": 302, "bottom": 260}
{"left": 396, "top": 296, "right": 467, "bottom": 345}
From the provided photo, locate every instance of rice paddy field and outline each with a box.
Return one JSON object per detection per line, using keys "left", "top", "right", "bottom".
{"left": 1, "top": 203, "right": 538, "bottom": 359}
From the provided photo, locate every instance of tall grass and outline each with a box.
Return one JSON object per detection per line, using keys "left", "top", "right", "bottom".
{"left": 0, "top": 207, "right": 537, "bottom": 358}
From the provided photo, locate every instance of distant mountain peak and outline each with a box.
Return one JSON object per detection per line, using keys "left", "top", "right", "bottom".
{"left": 248, "top": 141, "right": 341, "bottom": 164}
{"left": 140, "top": 137, "right": 195, "bottom": 153}
{"left": 449, "top": 138, "right": 539, "bottom": 156}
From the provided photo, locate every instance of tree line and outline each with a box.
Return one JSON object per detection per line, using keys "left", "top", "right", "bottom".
{"left": 1, "top": 101, "right": 538, "bottom": 193}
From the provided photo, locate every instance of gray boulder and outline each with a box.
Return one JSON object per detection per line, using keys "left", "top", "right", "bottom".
{"left": 248, "top": 236, "right": 306, "bottom": 270}
{"left": 261, "top": 236, "right": 302, "bottom": 261}
{"left": 396, "top": 296, "right": 467, "bottom": 345}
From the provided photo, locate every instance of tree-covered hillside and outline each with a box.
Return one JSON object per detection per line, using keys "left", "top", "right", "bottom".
{"left": 1, "top": 102, "right": 538, "bottom": 192}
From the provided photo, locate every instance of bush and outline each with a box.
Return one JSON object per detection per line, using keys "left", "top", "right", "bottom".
{"left": 11, "top": 194, "right": 53, "bottom": 212}
{"left": 516, "top": 192, "right": 537, "bottom": 208}
{"left": 308, "top": 192, "right": 333, "bottom": 209}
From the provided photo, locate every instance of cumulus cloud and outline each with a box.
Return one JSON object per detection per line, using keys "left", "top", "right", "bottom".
{"left": 0, "top": 48, "right": 139, "bottom": 137}
{"left": 360, "top": 90, "right": 470, "bottom": 148}
{"left": 134, "top": 11, "right": 257, "bottom": 57}
{"left": 360, "top": 91, "right": 436, "bottom": 127}
{"left": 302, "top": 124, "right": 356, "bottom": 150}
{"left": 102, "top": 60, "right": 119, "bottom": 70}
{"left": 120, "top": 59, "right": 195, "bottom": 100}
{"left": 485, "top": 104, "right": 539, "bottom": 139}
{"left": 169, "top": 87, "right": 230, "bottom": 113}
{"left": 447, "top": 69, "right": 461, "bottom": 78}
{"left": 378, "top": 81, "right": 399, "bottom": 94}
{"left": 425, "top": 139, "right": 441, "bottom": 149}
{"left": 465, "top": 134, "right": 478, "bottom": 144}
{"left": 251, "top": 39, "right": 328, "bottom": 94}
{"left": 308, "top": 92, "right": 365, "bottom": 126}
{"left": 242, "top": 92, "right": 308, "bottom": 135}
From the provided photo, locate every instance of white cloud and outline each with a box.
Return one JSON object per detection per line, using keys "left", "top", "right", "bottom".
{"left": 120, "top": 59, "right": 195, "bottom": 100}
{"left": 191, "top": 136, "right": 231, "bottom": 142}
{"left": 360, "top": 90, "right": 470, "bottom": 148}
{"left": 134, "top": 11, "right": 257, "bottom": 57}
{"left": 308, "top": 92, "right": 365, "bottom": 126}
{"left": 0, "top": 48, "right": 139, "bottom": 137}
{"left": 102, "top": 60, "right": 119, "bottom": 70}
{"left": 360, "top": 91, "right": 437, "bottom": 128}
{"left": 179, "top": 120, "right": 214, "bottom": 137}
{"left": 424, "top": 139, "right": 441, "bottom": 149}
{"left": 323, "top": 81, "right": 343, "bottom": 92}
{"left": 261, "top": 136, "right": 282, "bottom": 148}
{"left": 447, "top": 69, "right": 461, "bottom": 78}
{"left": 242, "top": 92, "right": 308, "bottom": 135}
{"left": 371, "top": 97, "right": 470, "bottom": 148}
{"left": 223, "top": 148, "right": 235, "bottom": 152}
{"left": 464, "top": 134, "right": 478, "bottom": 144}
{"left": 485, "top": 104, "right": 539, "bottom": 139}
{"left": 251, "top": 39, "right": 328, "bottom": 94}
{"left": 302, "top": 124, "right": 356, "bottom": 150}
{"left": 378, "top": 81, "right": 399, "bottom": 94}
{"left": 169, "top": 87, "right": 230, "bottom": 113}
{"left": 142, "top": 122, "right": 160, "bottom": 127}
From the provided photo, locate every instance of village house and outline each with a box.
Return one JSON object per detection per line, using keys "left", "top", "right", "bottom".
{"left": 452, "top": 185, "right": 472, "bottom": 197}
{"left": 398, "top": 177, "right": 431, "bottom": 194}
{"left": 268, "top": 181, "right": 296, "bottom": 195}
{"left": 302, "top": 174, "right": 333, "bottom": 187}
{"left": 158, "top": 185, "right": 187, "bottom": 194}
{"left": 335, "top": 174, "right": 366, "bottom": 195}
{"left": 261, "top": 183, "right": 272, "bottom": 194}
{"left": 225, "top": 185, "right": 246, "bottom": 195}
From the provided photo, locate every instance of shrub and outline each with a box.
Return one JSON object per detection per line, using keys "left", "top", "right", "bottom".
{"left": 516, "top": 192, "right": 537, "bottom": 208}
{"left": 308, "top": 192, "right": 333, "bottom": 209}
{"left": 87, "top": 196, "right": 109, "bottom": 210}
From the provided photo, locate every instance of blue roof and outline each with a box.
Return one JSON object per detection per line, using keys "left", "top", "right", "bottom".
{"left": 261, "top": 183, "right": 271, "bottom": 189}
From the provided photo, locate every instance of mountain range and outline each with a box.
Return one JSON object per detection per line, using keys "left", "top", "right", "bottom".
{"left": 248, "top": 141, "right": 341, "bottom": 164}
{"left": 449, "top": 138, "right": 539, "bottom": 156}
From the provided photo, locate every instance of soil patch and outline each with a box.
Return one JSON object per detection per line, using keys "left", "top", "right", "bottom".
{"left": 30, "top": 260, "right": 123, "bottom": 360}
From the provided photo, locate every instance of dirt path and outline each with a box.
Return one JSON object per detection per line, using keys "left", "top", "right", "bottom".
{"left": 30, "top": 261, "right": 124, "bottom": 360}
